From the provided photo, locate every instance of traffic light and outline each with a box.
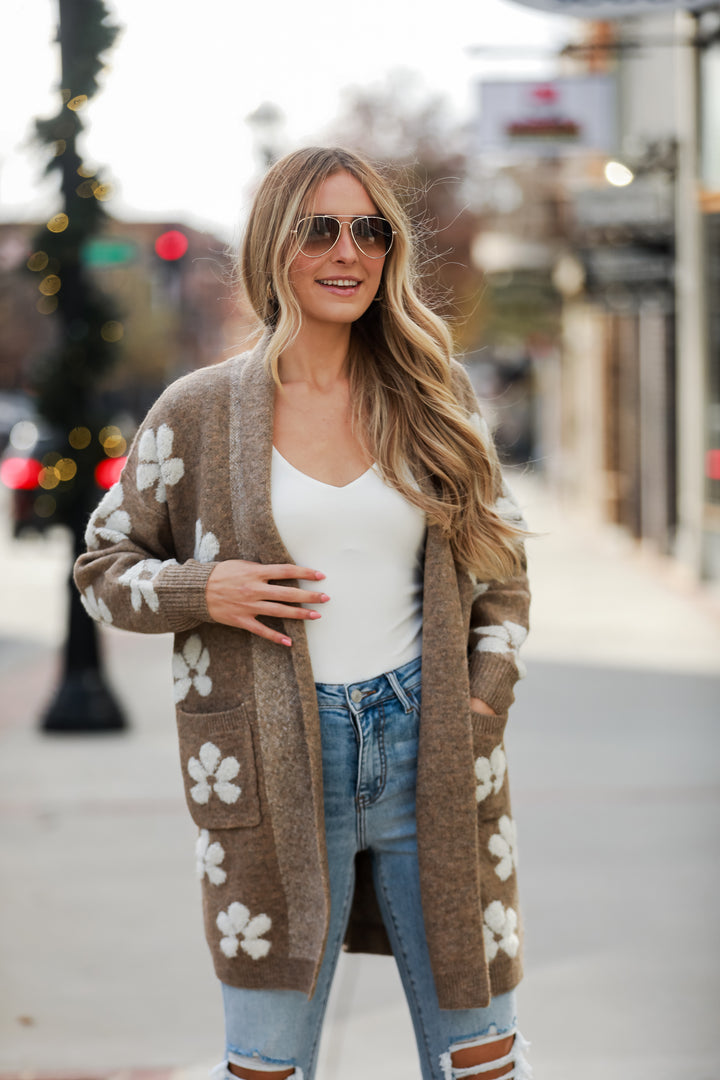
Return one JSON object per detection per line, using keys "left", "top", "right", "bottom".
{"left": 154, "top": 229, "right": 188, "bottom": 261}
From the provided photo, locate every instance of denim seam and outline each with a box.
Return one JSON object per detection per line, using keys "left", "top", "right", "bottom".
{"left": 362, "top": 700, "right": 388, "bottom": 806}
{"left": 373, "top": 855, "right": 435, "bottom": 1077}
{"left": 304, "top": 855, "right": 359, "bottom": 1079}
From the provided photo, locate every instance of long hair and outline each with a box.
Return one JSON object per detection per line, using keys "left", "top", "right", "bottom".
{"left": 241, "top": 146, "right": 526, "bottom": 580}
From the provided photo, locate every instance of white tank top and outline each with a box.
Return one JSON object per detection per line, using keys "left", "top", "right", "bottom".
{"left": 271, "top": 447, "right": 426, "bottom": 683}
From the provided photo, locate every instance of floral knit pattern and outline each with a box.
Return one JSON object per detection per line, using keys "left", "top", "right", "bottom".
{"left": 195, "top": 829, "right": 227, "bottom": 885}
{"left": 79, "top": 585, "right": 113, "bottom": 625}
{"left": 475, "top": 744, "right": 507, "bottom": 803}
{"left": 473, "top": 620, "right": 528, "bottom": 677}
{"left": 483, "top": 901, "right": 520, "bottom": 960}
{"left": 172, "top": 634, "right": 212, "bottom": 702}
{"left": 488, "top": 815, "right": 518, "bottom": 881}
{"left": 187, "top": 742, "right": 241, "bottom": 805}
{"left": 136, "top": 424, "right": 185, "bottom": 503}
{"left": 85, "top": 482, "right": 131, "bottom": 550}
{"left": 118, "top": 557, "right": 177, "bottom": 613}
{"left": 217, "top": 902, "right": 272, "bottom": 960}
{"left": 194, "top": 519, "right": 220, "bottom": 563}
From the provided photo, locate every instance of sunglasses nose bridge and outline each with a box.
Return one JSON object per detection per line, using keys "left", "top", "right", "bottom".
{"left": 330, "top": 219, "right": 359, "bottom": 257}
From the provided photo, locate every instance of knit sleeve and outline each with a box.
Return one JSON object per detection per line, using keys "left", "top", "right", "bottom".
{"left": 450, "top": 361, "right": 531, "bottom": 716}
{"left": 73, "top": 382, "right": 216, "bottom": 635}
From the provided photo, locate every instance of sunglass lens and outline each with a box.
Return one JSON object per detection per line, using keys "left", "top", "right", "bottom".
{"left": 297, "top": 216, "right": 340, "bottom": 256}
{"left": 352, "top": 217, "right": 392, "bottom": 256}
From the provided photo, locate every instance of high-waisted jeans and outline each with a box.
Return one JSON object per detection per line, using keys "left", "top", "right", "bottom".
{"left": 218, "top": 656, "right": 531, "bottom": 1080}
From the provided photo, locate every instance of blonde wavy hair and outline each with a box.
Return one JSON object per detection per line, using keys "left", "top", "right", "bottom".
{"left": 241, "top": 146, "right": 526, "bottom": 580}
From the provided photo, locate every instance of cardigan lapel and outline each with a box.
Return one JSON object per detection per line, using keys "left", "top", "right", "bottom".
{"left": 228, "top": 342, "right": 331, "bottom": 984}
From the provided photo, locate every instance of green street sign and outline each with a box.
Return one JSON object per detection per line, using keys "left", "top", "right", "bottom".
{"left": 82, "top": 237, "right": 138, "bottom": 267}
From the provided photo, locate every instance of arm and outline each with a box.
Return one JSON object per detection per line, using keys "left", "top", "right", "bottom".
{"left": 74, "top": 388, "right": 329, "bottom": 641}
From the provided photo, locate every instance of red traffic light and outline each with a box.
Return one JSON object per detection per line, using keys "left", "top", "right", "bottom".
{"left": 0, "top": 457, "right": 42, "bottom": 490}
{"left": 154, "top": 230, "right": 188, "bottom": 261}
{"left": 95, "top": 456, "right": 127, "bottom": 490}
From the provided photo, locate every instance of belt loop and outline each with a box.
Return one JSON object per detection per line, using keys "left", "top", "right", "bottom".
{"left": 385, "top": 669, "right": 414, "bottom": 713}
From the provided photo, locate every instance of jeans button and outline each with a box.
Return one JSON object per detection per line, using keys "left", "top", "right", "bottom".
{"left": 350, "top": 689, "right": 364, "bottom": 704}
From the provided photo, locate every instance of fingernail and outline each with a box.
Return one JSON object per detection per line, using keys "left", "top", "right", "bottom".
{"left": 314, "top": 571, "right": 326, "bottom": 580}
{"left": 308, "top": 611, "right": 321, "bottom": 620}
{"left": 281, "top": 637, "right": 292, "bottom": 646}
{"left": 319, "top": 593, "right": 330, "bottom": 602}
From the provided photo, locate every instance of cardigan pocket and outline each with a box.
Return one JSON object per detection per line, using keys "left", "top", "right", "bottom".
{"left": 471, "top": 711, "right": 510, "bottom": 822}
{"left": 176, "top": 703, "right": 261, "bottom": 829}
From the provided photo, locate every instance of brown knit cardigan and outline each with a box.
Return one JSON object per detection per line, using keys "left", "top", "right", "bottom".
{"left": 73, "top": 336, "right": 531, "bottom": 1010}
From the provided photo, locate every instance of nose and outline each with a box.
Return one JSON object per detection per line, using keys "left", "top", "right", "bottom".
{"left": 332, "top": 221, "right": 358, "bottom": 260}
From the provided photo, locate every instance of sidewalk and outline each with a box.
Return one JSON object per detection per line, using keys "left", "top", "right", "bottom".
{"left": 0, "top": 477, "right": 718, "bottom": 1079}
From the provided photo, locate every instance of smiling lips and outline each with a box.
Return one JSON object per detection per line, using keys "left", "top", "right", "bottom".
{"left": 317, "top": 278, "right": 360, "bottom": 289}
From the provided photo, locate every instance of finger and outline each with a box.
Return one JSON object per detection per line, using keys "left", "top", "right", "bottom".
{"left": 263, "top": 564, "right": 326, "bottom": 582}
{"left": 236, "top": 616, "right": 293, "bottom": 648}
{"left": 264, "top": 584, "right": 330, "bottom": 605}
{"left": 255, "top": 602, "right": 323, "bottom": 621}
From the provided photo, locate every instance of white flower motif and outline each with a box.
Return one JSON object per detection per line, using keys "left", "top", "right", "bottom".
{"left": 470, "top": 578, "right": 490, "bottom": 601}
{"left": 85, "top": 482, "right": 131, "bottom": 550}
{"left": 474, "top": 620, "right": 528, "bottom": 678}
{"left": 475, "top": 744, "right": 507, "bottom": 803}
{"left": 488, "top": 815, "right": 518, "bottom": 881}
{"left": 194, "top": 519, "right": 220, "bottom": 563}
{"left": 136, "top": 424, "right": 185, "bottom": 503}
{"left": 187, "top": 741, "right": 241, "bottom": 805}
{"left": 118, "top": 558, "right": 177, "bottom": 613}
{"left": 483, "top": 901, "right": 519, "bottom": 960}
{"left": 469, "top": 410, "right": 492, "bottom": 443}
{"left": 80, "top": 585, "right": 113, "bottom": 625}
{"left": 172, "top": 634, "right": 212, "bottom": 702}
{"left": 494, "top": 480, "right": 528, "bottom": 529}
{"left": 196, "top": 829, "right": 227, "bottom": 885}
{"left": 217, "top": 901, "right": 271, "bottom": 960}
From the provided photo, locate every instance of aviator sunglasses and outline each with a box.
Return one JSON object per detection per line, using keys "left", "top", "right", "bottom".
{"left": 293, "top": 215, "right": 395, "bottom": 259}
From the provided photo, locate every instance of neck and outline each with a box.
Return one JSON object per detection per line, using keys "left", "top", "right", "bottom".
{"left": 279, "top": 322, "right": 352, "bottom": 389}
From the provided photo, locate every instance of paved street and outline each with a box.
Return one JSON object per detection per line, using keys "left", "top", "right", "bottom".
{"left": 0, "top": 477, "right": 718, "bottom": 1080}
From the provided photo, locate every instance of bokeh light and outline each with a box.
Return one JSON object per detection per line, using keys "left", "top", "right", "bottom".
{"left": 37, "top": 296, "right": 58, "bottom": 314}
{"left": 67, "top": 94, "right": 88, "bottom": 111}
{"left": 10, "top": 421, "right": 39, "bottom": 452}
{"left": 55, "top": 458, "right": 77, "bottom": 482}
{"left": 39, "top": 466, "right": 60, "bottom": 490}
{"left": 39, "top": 274, "right": 61, "bottom": 296}
{"left": 99, "top": 425, "right": 127, "bottom": 457}
{"left": 95, "top": 456, "right": 126, "bottom": 489}
{"left": 0, "top": 457, "right": 42, "bottom": 491}
{"left": 69, "top": 426, "right": 92, "bottom": 450}
{"left": 47, "top": 213, "right": 69, "bottom": 233}
{"left": 27, "top": 251, "right": 49, "bottom": 272}
{"left": 34, "top": 494, "right": 56, "bottom": 518}
{"left": 604, "top": 161, "right": 634, "bottom": 187}
{"left": 100, "top": 321, "right": 124, "bottom": 342}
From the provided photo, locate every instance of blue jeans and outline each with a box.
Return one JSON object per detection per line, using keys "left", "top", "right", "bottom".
{"left": 219, "top": 657, "right": 529, "bottom": 1080}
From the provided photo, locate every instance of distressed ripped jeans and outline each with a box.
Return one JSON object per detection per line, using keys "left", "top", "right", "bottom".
{"left": 217, "top": 656, "right": 531, "bottom": 1080}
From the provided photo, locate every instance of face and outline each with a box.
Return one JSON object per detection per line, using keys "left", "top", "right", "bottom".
{"left": 287, "top": 170, "right": 386, "bottom": 332}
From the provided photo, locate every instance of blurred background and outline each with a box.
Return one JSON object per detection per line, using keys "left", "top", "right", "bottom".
{"left": 1, "top": 1, "right": 719, "bottom": 1078}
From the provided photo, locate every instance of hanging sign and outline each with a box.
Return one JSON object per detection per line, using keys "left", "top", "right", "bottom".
{"left": 477, "top": 76, "right": 616, "bottom": 154}
{"left": 507, "top": 0, "right": 715, "bottom": 15}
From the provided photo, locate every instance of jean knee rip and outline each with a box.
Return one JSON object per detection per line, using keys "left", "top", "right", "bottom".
{"left": 439, "top": 1028, "right": 532, "bottom": 1080}
{"left": 213, "top": 1055, "right": 303, "bottom": 1079}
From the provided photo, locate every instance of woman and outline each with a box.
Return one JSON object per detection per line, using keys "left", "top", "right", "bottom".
{"left": 74, "top": 146, "right": 532, "bottom": 1080}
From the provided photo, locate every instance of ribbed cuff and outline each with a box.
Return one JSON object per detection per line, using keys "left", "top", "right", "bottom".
{"left": 468, "top": 652, "right": 519, "bottom": 715}
{"left": 156, "top": 560, "right": 216, "bottom": 630}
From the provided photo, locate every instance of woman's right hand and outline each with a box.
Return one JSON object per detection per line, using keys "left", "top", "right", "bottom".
{"left": 205, "top": 560, "right": 329, "bottom": 646}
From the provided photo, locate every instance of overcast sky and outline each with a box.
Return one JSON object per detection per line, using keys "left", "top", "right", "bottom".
{"left": 0, "top": 0, "right": 578, "bottom": 238}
